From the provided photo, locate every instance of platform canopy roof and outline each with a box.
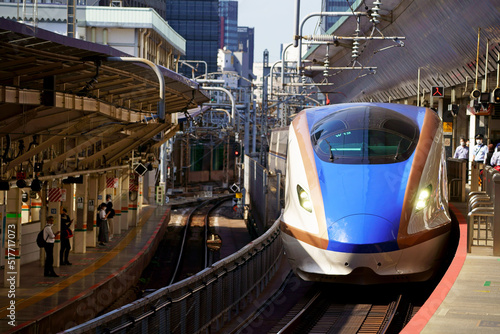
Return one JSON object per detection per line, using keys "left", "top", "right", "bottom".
{"left": 302, "top": 0, "right": 500, "bottom": 104}
{"left": 0, "top": 18, "right": 209, "bottom": 180}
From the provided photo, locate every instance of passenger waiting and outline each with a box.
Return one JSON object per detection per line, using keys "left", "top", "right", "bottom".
{"left": 490, "top": 143, "right": 500, "bottom": 167}
{"left": 453, "top": 137, "right": 469, "bottom": 160}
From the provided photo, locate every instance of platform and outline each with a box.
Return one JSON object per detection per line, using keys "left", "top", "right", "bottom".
{"left": 0, "top": 205, "right": 170, "bottom": 334}
{"left": 403, "top": 201, "right": 500, "bottom": 333}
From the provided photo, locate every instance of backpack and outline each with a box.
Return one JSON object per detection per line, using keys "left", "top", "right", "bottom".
{"left": 96, "top": 213, "right": 102, "bottom": 227}
{"left": 36, "top": 229, "right": 48, "bottom": 248}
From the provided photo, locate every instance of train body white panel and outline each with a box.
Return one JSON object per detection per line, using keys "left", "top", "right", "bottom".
{"left": 282, "top": 227, "right": 450, "bottom": 284}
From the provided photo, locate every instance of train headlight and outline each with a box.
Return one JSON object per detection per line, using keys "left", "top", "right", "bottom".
{"left": 415, "top": 184, "right": 432, "bottom": 211}
{"left": 297, "top": 185, "right": 312, "bottom": 213}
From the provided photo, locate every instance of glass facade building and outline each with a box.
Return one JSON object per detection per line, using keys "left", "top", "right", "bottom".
{"left": 165, "top": 0, "right": 220, "bottom": 76}
{"left": 99, "top": 0, "right": 166, "bottom": 18}
{"left": 219, "top": 0, "right": 238, "bottom": 52}
{"left": 321, "top": 0, "right": 351, "bottom": 33}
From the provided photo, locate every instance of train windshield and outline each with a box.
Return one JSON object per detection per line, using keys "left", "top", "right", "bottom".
{"left": 310, "top": 106, "right": 419, "bottom": 164}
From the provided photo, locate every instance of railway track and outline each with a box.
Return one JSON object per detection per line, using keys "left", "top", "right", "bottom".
{"left": 132, "top": 196, "right": 233, "bottom": 292}
{"left": 168, "top": 196, "right": 230, "bottom": 284}
{"left": 275, "top": 288, "right": 417, "bottom": 334}
{"left": 236, "top": 272, "right": 425, "bottom": 334}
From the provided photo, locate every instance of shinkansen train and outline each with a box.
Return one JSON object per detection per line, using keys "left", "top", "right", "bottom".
{"left": 279, "top": 103, "right": 451, "bottom": 284}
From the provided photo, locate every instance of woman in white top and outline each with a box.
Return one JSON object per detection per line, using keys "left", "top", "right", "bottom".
{"left": 43, "top": 216, "right": 60, "bottom": 277}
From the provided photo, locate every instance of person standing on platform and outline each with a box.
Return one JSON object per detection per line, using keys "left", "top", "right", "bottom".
{"left": 453, "top": 137, "right": 469, "bottom": 160}
{"left": 106, "top": 201, "right": 115, "bottom": 240}
{"left": 60, "top": 208, "right": 73, "bottom": 265}
{"left": 490, "top": 144, "right": 500, "bottom": 167}
{"left": 98, "top": 203, "right": 109, "bottom": 246}
{"left": 44, "top": 216, "right": 60, "bottom": 277}
{"left": 472, "top": 134, "right": 488, "bottom": 165}
{"left": 486, "top": 143, "right": 495, "bottom": 166}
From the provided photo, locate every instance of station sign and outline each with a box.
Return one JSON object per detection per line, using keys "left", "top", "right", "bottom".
{"left": 432, "top": 86, "right": 444, "bottom": 97}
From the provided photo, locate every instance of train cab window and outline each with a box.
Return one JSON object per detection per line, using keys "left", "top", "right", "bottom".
{"left": 310, "top": 106, "right": 419, "bottom": 164}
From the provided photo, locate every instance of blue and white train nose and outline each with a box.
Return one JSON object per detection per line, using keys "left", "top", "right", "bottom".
{"left": 327, "top": 214, "right": 399, "bottom": 253}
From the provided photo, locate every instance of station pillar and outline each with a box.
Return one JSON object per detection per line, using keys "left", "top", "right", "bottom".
{"left": 30, "top": 196, "right": 41, "bottom": 222}
{"left": 137, "top": 174, "right": 144, "bottom": 223}
{"left": 74, "top": 175, "right": 88, "bottom": 253}
{"left": 86, "top": 175, "right": 98, "bottom": 248}
{"left": 98, "top": 173, "right": 106, "bottom": 206}
{"left": 21, "top": 192, "right": 30, "bottom": 224}
{"left": 120, "top": 171, "right": 130, "bottom": 232}
{"left": 128, "top": 172, "right": 138, "bottom": 228}
{"left": 4, "top": 188, "right": 22, "bottom": 288}
{"left": 114, "top": 169, "right": 123, "bottom": 234}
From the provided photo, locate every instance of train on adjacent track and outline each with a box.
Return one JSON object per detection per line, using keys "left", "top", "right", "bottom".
{"left": 272, "top": 103, "right": 452, "bottom": 284}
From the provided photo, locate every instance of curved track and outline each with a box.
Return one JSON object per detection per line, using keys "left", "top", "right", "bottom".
{"left": 169, "top": 197, "right": 230, "bottom": 284}
{"left": 132, "top": 196, "right": 233, "bottom": 294}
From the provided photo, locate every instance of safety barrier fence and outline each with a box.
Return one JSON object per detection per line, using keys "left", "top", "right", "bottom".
{"left": 65, "top": 219, "right": 283, "bottom": 334}
{"left": 447, "top": 158, "right": 467, "bottom": 202}
{"left": 244, "top": 155, "right": 268, "bottom": 233}
{"left": 467, "top": 165, "right": 500, "bottom": 256}
{"left": 244, "top": 155, "right": 282, "bottom": 231}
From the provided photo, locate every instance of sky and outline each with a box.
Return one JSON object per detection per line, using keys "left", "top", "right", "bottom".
{"left": 238, "top": 0, "right": 323, "bottom": 63}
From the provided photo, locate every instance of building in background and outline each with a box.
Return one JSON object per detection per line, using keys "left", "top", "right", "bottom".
{"left": 99, "top": 0, "right": 166, "bottom": 18}
{"left": 165, "top": 0, "right": 220, "bottom": 77}
{"left": 219, "top": 0, "right": 238, "bottom": 52}
{"left": 237, "top": 26, "right": 254, "bottom": 73}
{"left": 321, "top": 0, "right": 350, "bottom": 33}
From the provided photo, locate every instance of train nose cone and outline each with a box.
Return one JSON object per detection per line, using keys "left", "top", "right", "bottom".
{"left": 328, "top": 214, "right": 397, "bottom": 245}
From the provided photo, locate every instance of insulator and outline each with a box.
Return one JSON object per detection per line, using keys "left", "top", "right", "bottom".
{"left": 371, "top": 0, "right": 381, "bottom": 24}
{"left": 309, "top": 35, "right": 336, "bottom": 42}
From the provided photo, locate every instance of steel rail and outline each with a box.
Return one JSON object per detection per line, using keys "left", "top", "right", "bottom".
{"left": 168, "top": 199, "right": 211, "bottom": 285}
{"left": 277, "top": 291, "right": 323, "bottom": 334}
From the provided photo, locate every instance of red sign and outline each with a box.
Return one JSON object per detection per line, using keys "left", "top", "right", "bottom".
{"left": 48, "top": 188, "right": 62, "bottom": 202}
{"left": 106, "top": 177, "right": 118, "bottom": 188}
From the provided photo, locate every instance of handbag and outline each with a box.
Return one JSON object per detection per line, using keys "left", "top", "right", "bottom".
{"left": 63, "top": 229, "right": 74, "bottom": 239}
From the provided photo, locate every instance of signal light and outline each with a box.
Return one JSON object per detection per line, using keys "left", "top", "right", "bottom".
{"left": 493, "top": 88, "right": 500, "bottom": 103}
{"left": 471, "top": 89, "right": 481, "bottom": 99}
{"left": 234, "top": 142, "right": 241, "bottom": 157}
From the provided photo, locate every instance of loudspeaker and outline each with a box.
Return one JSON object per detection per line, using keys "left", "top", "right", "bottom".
{"left": 16, "top": 179, "right": 27, "bottom": 188}
{"left": 31, "top": 178, "right": 42, "bottom": 191}
{"left": 0, "top": 181, "right": 9, "bottom": 191}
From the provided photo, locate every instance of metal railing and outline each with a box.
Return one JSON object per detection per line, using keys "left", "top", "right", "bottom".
{"left": 64, "top": 219, "right": 283, "bottom": 334}
{"left": 447, "top": 158, "right": 467, "bottom": 202}
{"left": 467, "top": 165, "right": 500, "bottom": 255}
